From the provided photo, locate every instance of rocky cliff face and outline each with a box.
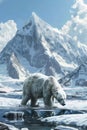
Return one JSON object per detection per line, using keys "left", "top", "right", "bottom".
{"left": 59, "top": 62, "right": 87, "bottom": 86}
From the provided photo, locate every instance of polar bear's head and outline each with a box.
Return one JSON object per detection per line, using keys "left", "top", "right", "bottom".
{"left": 54, "top": 89, "right": 66, "bottom": 106}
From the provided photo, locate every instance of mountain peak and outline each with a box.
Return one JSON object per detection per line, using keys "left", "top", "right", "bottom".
{"left": 30, "top": 12, "right": 43, "bottom": 26}
{"left": 31, "top": 12, "right": 39, "bottom": 20}
{"left": 25, "top": 12, "right": 40, "bottom": 25}
{"left": 17, "top": 12, "right": 43, "bottom": 35}
{"left": 18, "top": 12, "right": 52, "bottom": 36}
{"left": 0, "top": 11, "right": 84, "bottom": 79}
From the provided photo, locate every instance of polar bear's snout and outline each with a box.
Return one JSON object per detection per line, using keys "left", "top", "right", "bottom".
{"left": 56, "top": 97, "right": 66, "bottom": 106}
{"left": 53, "top": 91, "right": 66, "bottom": 106}
{"left": 60, "top": 99, "right": 66, "bottom": 106}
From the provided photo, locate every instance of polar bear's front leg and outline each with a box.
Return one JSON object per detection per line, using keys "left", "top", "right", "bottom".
{"left": 31, "top": 97, "right": 38, "bottom": 107}
{"left": 43, "top": 96, "right": 53, "bottom": 107}
{"left": 21, "top": 95, "right": 30, "bottom": 105}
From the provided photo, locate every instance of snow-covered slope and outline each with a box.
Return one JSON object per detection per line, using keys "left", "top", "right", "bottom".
{"left": 0, "top": 12, "right": 80, "bottom": 79}
{"left": 0, "top": 1, "right": 87, "bottom": 80}
{"left": 0, "top": 20, "right": 17, "bottom": 52}
{"left": 7, "top": 53, "right": 29, "bottom": 79}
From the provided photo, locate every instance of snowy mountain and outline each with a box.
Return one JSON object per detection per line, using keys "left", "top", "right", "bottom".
{"left": 0, "top": 12, "right": 82, "bottom": 79}
{"left": 0, "top": 1, "right": 87, "bottom": 80}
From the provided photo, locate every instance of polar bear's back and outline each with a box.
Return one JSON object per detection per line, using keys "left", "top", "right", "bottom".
{"left": 23, "top": 73, "right": 48, "bottom": 97}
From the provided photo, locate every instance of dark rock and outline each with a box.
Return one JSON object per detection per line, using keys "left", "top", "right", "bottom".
{"left": 59, "top": 63, "right": 87, "bottom": 86}
{"left": 0, "top": 91, "right": 7, "bottom": 93}
{"left": 0, "top": 122, "right": 9, "bottom": 130}
{"left": 3, "top": 111, "right": 24, "bottom": 121}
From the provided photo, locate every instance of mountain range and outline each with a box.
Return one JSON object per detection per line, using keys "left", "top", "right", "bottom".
{"left": 0, "top": 0, "right": 87, "bottom": 86}
{"left": 0, "top": 12, "right": 87, "bottom": 81}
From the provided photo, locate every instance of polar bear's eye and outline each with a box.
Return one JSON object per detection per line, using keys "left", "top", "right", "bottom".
{"left": 56, "top": 92, "right": 58, "bottom": 94}
{"left": 60, "top": 98, "right": 63, "bottom": 101}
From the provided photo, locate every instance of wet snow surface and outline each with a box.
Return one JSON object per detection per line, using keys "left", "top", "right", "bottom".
{"left": 0, "top": 74, "right": 87, "bottom": 130}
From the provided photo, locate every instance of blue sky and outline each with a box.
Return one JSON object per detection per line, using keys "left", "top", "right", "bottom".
{"left": 0, "top": 0, "right": 75, "bottom": 29}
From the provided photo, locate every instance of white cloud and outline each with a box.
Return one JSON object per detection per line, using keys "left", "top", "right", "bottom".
{"left": 0, "top": 20, "right": 17, "bottom": 52}
{"left": 61, "top": 0, "right": 87, "bottom": 45}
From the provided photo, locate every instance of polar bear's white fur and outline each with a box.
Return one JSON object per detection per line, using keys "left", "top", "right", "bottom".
{"left": 21, "top": 73, "right": 66, "bottom": 107}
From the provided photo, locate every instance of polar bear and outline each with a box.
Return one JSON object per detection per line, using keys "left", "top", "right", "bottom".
{"left": 21, "top": 73, "right": 66, "bottom": 107}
